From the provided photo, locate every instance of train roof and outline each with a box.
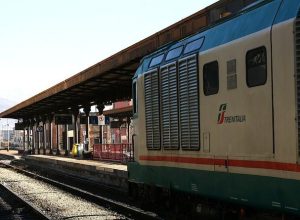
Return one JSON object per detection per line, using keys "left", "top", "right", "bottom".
{"left": 134, "top": 0, "right": 300, "bottom": 78}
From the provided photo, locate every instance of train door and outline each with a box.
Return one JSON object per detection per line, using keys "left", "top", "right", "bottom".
{"left": 200, "top": 32, "right": 274, "bottom": 159}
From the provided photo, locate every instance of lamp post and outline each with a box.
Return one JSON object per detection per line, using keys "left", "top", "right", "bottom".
{"left": 0, "top": 124, "right": 2, "bottom": 148}
{"left": 0, "top": 118, "right": 2, "bottom": 148}
{"left": 6, "top": 123, "right": 9, "bottom": 152}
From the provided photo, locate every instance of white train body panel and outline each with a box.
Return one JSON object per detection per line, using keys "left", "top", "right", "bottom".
{"left": 129, "top": 0, "right": 300, "bottom": 215}
{"left": 200, "top": 27, "right": 273, "bottom": 159}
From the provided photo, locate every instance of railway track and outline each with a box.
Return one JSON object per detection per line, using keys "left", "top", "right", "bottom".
{"left": 0, "top": 160, "right": 161, "bottom": 220}
{"left": 0, "top": 181, "right": 51, "bottom": 220}
{"left": 2, "top": 157, "right": 299, "bottom": 220}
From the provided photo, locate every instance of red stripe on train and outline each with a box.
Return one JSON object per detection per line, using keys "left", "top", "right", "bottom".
{"left": 139, "top": 155, "right": 300, "bottom": 172}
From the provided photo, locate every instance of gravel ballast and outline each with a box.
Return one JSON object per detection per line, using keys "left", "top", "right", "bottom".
{"left": 0, "top": 167, "right": 127, "bottom": 219}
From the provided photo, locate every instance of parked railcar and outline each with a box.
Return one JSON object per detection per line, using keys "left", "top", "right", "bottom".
{"left": 128, "top": 0, "right": 300, "bottom": 216}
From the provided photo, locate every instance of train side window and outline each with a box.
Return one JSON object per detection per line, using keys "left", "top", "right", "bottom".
{"left": 165, "top": 46, "right": 183, "bottom": 61}
{"left": 184, "top": 37, "right": 204, "bottom": 54}
{"left": 133, "top": 81, "right": 137, "bottom": 114}
{"left": 149, "top": 54, "right": 164, "bottom": 68}
{"left": 246, "top": 46, "right": 267, "bottom": 87}
{"left": 203, "top": 61, "right": 219, "bottom": 96}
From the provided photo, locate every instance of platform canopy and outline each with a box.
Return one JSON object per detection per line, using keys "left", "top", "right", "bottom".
{"left": 103, "top": 106, "right": 133, "bottom": 119}
{"left": 0, "top": 0, "right": 256, "bottom": 120}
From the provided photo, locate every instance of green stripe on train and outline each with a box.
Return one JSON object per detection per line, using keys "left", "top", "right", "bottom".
{"left": 128, "top": 162, "right": 300, "bottom": 215}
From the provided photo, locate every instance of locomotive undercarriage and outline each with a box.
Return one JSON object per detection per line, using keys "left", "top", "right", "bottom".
{"left": 129, "top": 182, "right": 298, "bottom": 220}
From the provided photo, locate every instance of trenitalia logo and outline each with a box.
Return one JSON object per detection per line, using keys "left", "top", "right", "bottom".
{"left": 217, "top": 103, "right": 246, "bottom": 124}
{"left": 217, "top": 104, "right": 227, "bottom": 124}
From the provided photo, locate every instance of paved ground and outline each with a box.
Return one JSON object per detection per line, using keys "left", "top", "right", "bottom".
{"left": 0, "top": 149, "right": 126, "bottom": 171}
{"left": 0, "top": 149, "right": 19, "bottom": 155}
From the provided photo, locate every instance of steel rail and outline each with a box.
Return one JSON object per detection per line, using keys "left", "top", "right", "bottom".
{"left": 0, "top": 182, "right": 51, "bottom": 220}
{"left": 0, "top": 161, "right": 162, "bottom": 220}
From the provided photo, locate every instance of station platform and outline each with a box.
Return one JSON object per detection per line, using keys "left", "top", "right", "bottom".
{"left": 0, "top": 149, "right": 21, "bottom": 160}
{"left": 0, "top": 150, "right": 128, "bottom": 192}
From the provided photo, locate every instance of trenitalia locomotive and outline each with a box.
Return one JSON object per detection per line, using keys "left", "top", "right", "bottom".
{"left": 128, "top": 0, "right": 300, "bottom": 216}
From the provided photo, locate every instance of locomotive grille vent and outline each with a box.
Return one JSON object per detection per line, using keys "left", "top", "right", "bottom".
{"left": 160, "top": 63, "right": 179, "bottom": 149}
{"left": 178, "top": 55, "right": 200, "bottom": 150}
{"left": 144, "top": 70, "right": 161, "bottom": 149}
{"left": 295, "top": 15, "right": 300, "bottom": 157}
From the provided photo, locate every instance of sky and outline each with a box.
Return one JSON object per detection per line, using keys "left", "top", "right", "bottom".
{"left": 0, "top": 0, "right": 216, "bottom": 107}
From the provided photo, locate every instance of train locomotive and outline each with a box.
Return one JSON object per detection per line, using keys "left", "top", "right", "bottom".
{"left": 128, "top": 0, "right": 300, "bottom": 216}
